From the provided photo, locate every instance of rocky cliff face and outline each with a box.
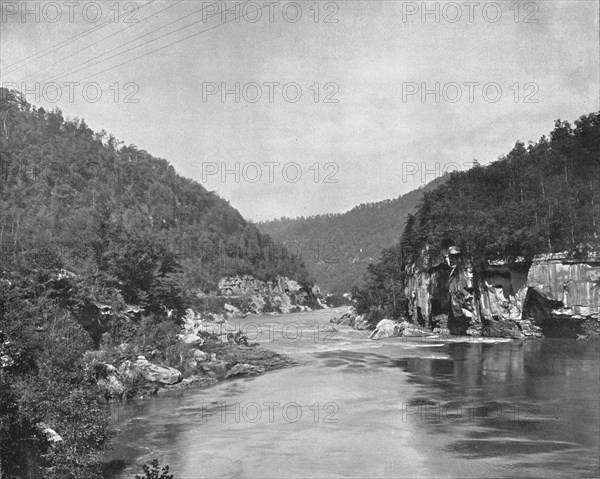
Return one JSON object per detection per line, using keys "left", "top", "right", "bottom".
{"left": 405, "top": 250, "right": 600, "bottom": 338}
{"left": 216, "top": 275, "right": 321, "bottom": 314}
{"left": 217, "top": 275, "right": 302, "bottom": 296}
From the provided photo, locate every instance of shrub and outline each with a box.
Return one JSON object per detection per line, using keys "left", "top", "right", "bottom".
{"left": 365, "top": 306, "right": 386, "bottom": 329}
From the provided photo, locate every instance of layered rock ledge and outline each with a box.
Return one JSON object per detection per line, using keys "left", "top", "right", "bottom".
{"left": 404, "top": 249, "right": 600, "bottom": 339}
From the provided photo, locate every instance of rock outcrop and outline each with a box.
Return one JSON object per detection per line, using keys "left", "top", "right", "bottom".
{"left": 225, "top": 363, "right": 265, "bottom": 378}
{"left": 41, "top": 425, "right": 63, "bottom": 444}
{"left": 404, "top": 248, "right": 600, "bottom": 338}
{"left": 217, "top": 275, "right": 302, "bottom": 297}
{"left": 216, "top": 274, "right": 320, "bottom": 314}
{"left": 120, "top": 358, "right": 182, "bottom": 385}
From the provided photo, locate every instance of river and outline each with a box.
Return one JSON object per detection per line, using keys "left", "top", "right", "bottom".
{"left": 108, "top": 308, "right": 600, "bottom": 478}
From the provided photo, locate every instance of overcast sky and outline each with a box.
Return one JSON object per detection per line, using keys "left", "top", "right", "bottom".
{"left": 2, "top": 0, "right": 598, "bottom": 221}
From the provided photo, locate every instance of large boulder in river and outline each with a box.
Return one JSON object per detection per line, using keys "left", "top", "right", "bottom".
{"left": 369, "top": 320, "right": 434, "bottom": 339}
{"left": 369, "top": 319, "right": 402, "bottom": 340}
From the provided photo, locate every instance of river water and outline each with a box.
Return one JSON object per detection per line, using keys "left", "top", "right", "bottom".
{"left": 109, "top": 309, "right": 600, "bottom": 478}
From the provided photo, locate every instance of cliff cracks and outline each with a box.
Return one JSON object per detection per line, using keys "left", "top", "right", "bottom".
{"left": 404, "top": 248, "right": 600, "bottom": 339}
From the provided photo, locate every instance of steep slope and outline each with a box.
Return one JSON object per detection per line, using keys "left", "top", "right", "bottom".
{"left": 0, "top": 88, "right": 310, "bottom": 293}
{"left": 354, "top": 112, "right": 600, "bottom": 337}
{"left": 0, "top": 87, "right": 313, "bottom": 476}
{"left": 258, "top": 176, "right": 446, "bottom": 294}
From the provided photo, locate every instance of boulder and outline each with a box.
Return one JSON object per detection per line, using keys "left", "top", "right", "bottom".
{"left": 369, "top": 319, "right": 402, "bottom": 340}
{"left": 180, "top": 334, "right": 204, "bottom": 346}
{"left": 225, "top": 363, "right": 265, "bottom": 378}
{"left": 97, "top": 374, "right": 126, "bottom": 397}
{"left": 192, "top": 349, "right": 208, "bottom": 361}
{"left": 224, "top": 303, "right": 240, "bottom": 313}
{"left": 41, "top": 426, "right": 63, "bottom": 444}
{"left": 187, "top": 359, "right": 198, "bottom": 369}
{"left": 369, "top": 320, "right": 434, "bottom": 339}
{"left": 354, "top": 314, "right": 370, "bottom": 330}
{"left": 195, "top": 321, "right": 225, "bottom": 337}
{"left": 126, "top": 359, "right": 182, "bottom": 385}
{"left": 201, "top": 360, "right": 228, "bottom": 378}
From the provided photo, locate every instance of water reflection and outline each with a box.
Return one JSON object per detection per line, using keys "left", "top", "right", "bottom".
{"left": 394, "top": 339, "right": 600, "bottom": 478}
{"left": 109, "top": 309, "right": 599, "bottom": 478}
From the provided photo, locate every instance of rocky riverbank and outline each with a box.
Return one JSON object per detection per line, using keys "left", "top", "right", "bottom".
{"left": 86, "top": 306, "right": 298, "bottom": 403}
{"left": 81, "top": 272, "right": 333, "bottom": 403}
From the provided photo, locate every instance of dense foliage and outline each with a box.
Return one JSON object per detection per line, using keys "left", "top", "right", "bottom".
{"left": 404, "top": 112, "right": 599, "bottom": 266}
{"left": 259, "top": 176, "right": 446, "bottom": 294}
{"left": 0, "top": 88, "right": 310, "bottom": 478}
{"left": 0, "top": 88, "right": 309, "bottom": 291}
{"left": 0, "top": 272, "right": 111, "bottom": 478}
{"left": 355, "top": 112, "right": 600, "bottom": 325}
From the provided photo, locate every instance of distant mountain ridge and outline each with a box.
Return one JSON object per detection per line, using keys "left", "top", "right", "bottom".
{"left": 258, "top": 176, "right": 447, "bottom": 294}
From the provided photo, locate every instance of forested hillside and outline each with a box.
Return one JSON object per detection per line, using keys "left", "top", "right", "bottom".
{"left": 355, "top": 112, "right": 600, "bottom": 323}
{"left": 0, "top": 88, "right": 310, "bottom": 478}
{"left": 259, "top": 176, "right": 446, "bottom": 294}
{"left": 0, "top": 88, "right": 308, "bottom": 290}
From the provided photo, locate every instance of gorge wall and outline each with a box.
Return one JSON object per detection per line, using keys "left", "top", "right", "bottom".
{"left": 218, "top": 275, "right": 302, "bottom": 297}
{"left": 405, "top": 250, "right": 600, "bottom": 338}
{"left": 214, "top": 275, "right": 323, "bottom": 314}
